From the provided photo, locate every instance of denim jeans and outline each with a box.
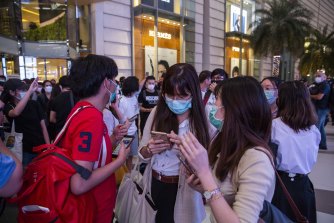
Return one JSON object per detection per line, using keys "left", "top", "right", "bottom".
{"left": 316, "top": 108, "right": 330, "bottom": 148}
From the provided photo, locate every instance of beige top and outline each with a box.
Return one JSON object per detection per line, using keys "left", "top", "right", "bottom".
{"left": 209, "top": 148, "right": 275, "bottom": 223}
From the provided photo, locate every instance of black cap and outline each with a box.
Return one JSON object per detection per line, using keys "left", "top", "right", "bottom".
{"left": 4, "top": 79, "right": 27, "bottom": 92}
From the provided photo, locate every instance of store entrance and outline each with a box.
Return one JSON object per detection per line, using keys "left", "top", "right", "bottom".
{"left": 134, "top": 8, "right": 181, "bottom": 81}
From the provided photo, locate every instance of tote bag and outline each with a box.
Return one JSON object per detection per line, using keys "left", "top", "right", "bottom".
{"left": 114, "top": 161, "right": 157, "bottom": 223}
{"left": 4, "top": 120, "right": 23, "bottom": 161}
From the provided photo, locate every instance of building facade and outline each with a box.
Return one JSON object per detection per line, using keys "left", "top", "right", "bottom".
{"left": 0, "top": 0, "right": 334, "bottom": 81}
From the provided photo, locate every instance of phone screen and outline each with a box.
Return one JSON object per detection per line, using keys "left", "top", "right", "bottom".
{"left": 112, "top": 135, "right": 134, "bottom": 157}
{"left": 151, "top": 131, "right": 170, "bottom": 143}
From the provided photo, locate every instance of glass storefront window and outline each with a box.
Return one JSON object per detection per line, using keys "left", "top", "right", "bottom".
{"left": 18, "top": 57, "right": 66, "bottom": 81}
{"left": 2, "top": 55, "right": 19, "bottom": 77}
{"left": 0, "top": 1, "right": 17, "bottom": 38}
{"left": 133, "top": 1, "right": 195, "bottom": 81}
{"left": 226, "top": 0, "right": 255, "bottom": 34}
{"left": 134, "top": 8, "right": 157, "bottom": 81}
{"left": 21, "top": 0, "right": 67, "bottom": 42}
{"left": 157, "top": 14, "right": 181, "bottom": 74}
{"left": 135, "top": 0, "right": 181, "bottom": 15}
{"left": 225, "top": 0, "right": 258, "bottom": 77}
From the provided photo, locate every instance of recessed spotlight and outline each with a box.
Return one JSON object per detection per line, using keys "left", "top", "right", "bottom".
{"left": 177, "top": 23, "right": 180, "bottom": 26}
{"left": 162, "top": 19, "right": 165, "bottom": 22}
{"left": 167, "top": 21, "right": 170, "bottom": 23}
{"left": 173, "top": 22, "right": 176, "bottom": 25}
{"left": 149, "top": 17, "right": 153, "bottom": 20}
{"left": 143, "top": 15, "right": 146, "bottom": 18}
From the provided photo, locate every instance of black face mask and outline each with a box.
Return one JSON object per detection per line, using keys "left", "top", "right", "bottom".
{"left": 211, "top": 80, "right": 223, "bottom": 85}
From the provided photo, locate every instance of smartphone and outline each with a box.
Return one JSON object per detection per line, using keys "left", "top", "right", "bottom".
{"left": 128, "top": 114, "right": 138, "bottom": 123}
{"left": 112, "top": 135, "right": 135, "bottom": 157}
{"left": 151, "top": 131, "right": 170, "bottom": 144}
{"left": 177, "top": 154, "right": 195, "bottom": 175}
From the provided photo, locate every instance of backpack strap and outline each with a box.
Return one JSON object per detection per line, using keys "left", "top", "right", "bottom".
{"left": 254, "top": 147, "right": 309, "bottom": 223}
{"left": 53, "top": 105, "right": 93, "bottom": 146}
{"left": 50, "top": 152, "right": 91, "bottom": 180}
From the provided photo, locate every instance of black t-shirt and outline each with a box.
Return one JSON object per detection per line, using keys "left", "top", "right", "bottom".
{"left": 50, "top": 91, "right": 77, "bottom": 135}
{"left": 310, "top": 81, "right": 330, "bottom": 109}
{"left": 4, "top": 100, "right": 46, "bottom": 153}
{"left": 138, "top": 89, "right": 159, "bottom": 109}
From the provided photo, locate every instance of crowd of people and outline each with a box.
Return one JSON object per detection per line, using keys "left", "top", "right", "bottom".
{"left": 0, "top": 54, "right": 332, "bottom": 223}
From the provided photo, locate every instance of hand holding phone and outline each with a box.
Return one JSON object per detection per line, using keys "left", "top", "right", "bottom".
{"left": 113, "top": 135, "right": 134, "bottom": 157}
{"left": 151, "top": 131, "right": 170, "bottom": 144}
{"left": 177, "top": 154, "right": 196, "bottom": 175}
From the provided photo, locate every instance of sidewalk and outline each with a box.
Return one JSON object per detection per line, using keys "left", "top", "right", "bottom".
{"left": 309, "top": 123, "right": 334, "bottom": 223}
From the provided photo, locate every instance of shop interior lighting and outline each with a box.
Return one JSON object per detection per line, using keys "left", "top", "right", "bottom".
{"left": 38, "top": 61, "right": 50, "bottom": 65}
{"left": 22, "top": 7, "right": 39, "bottom": 16}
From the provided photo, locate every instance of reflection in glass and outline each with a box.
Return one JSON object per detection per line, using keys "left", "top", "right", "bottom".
{"left": 21, "top": 0, "right": 67, "bottom": 42}
{"left": 134, "top": 8, "right": 157, "bottom": 81}
{"left": 225, "top": 0, "right": 258, "bottom": 77}
{"left": 0, "top": 1, "right": 17, "bottom": 38}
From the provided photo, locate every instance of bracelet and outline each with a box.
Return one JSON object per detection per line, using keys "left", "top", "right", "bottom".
{"left": 208, "top": 192, "right": 223, "bottom": 203}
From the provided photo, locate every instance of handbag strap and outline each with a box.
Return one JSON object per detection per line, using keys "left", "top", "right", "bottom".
{"left": 254, "top": 147, "right": 309, "bottom": 223}
{"left": 53, "top": 105, "right": 93, "bottom": 145}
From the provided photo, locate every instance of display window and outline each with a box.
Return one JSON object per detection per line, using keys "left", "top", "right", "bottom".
{"left": 225, "top": 34, "right": 259, "bottom": 77}
{"left": 1, "top": 55, "right": 19, "bottom": 77}
{"left": 225, "top": 0, "right": 259, "bottom": 77}
{"left": 133, "top": 0, "right": 195, "bottom": 81}
{"left": 134, "top": 7, "right": 183, "bottom": 81}
{"left": 18, "top": 56, "right": 66, "bottom": 81}
{"left": 134, "top": 0, "right": 181, "bottom": 14}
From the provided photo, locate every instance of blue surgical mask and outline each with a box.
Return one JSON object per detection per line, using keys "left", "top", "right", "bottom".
{"left": 106, "top": 79, "right": 118, "bottom": 103}
{"left": 209, "top": 106, "right": 223, "bottom": 131}
{"left": 165, "top": 96, "right": 192, "bottom": 115}
{"left": 264, "top": 90, "right": 276, "bottom": 105}
{"left": 109, "top": 92, "right": 116, "bottom": 103}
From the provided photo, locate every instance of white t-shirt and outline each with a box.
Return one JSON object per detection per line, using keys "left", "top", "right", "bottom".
{"left": 271, "top": 117, "right": 320, "bottom": 174}
{"left": 118, "top": 95, "right": 139, "bottom": 135}
{"left": 102, "top": 108, "right": 119, "bottom": 136}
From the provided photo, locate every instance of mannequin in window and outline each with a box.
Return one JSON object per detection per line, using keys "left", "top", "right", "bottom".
{"left": 234, "top": 15, "right": 241, "bottom": 32}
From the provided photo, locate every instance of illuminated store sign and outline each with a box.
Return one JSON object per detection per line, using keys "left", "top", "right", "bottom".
{"left": 149, "top": 30, "right": 172, "bottom": 40}
{"left": 232, "top": 47, "right": 244, "bottom": 53}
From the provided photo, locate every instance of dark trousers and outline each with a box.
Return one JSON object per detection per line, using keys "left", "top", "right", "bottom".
{"left": 151, "top": 177, "right": 178, "bottom": 223}
{"left": 272, "top": 172, "right": 317, "bottom": 223}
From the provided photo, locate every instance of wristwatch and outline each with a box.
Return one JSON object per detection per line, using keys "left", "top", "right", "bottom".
{"left": 203, "top": 188, "right": 222, "bottom": 202}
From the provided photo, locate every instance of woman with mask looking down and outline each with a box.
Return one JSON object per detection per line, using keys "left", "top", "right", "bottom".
{"left": 179, "top": 77, "right": 275, "bottom": 223}
{"left": 138, "top": 63, "right": 210, "bottom": 223}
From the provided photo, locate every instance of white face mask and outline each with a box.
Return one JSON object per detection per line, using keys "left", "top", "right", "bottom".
{"left": 147, "top": 84, "right": 155, "bottom": 91}
{"left": 315, "top": 77, "right": 322, "bottom": 83}
{"left": 17, "top": 91, "right": 26, "bottom": 100}
{"left": 45, "top": 86, "right": 53, "bottom": 93}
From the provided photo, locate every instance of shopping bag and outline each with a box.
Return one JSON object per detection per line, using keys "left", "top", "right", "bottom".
{"left": 114, "top": 161, "right": 157, "bottom": 223}
{"left": 4, "top": 120, "right": 23, "bottom": 161}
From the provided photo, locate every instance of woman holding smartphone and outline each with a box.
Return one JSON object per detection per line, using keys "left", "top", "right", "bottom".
{"left": 138, "top": 63, "right": 210, "bottom": 223}
{"left": 180, "top": 77, "right": 275, "bottom": 223}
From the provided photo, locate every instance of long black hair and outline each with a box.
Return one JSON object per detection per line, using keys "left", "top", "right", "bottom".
{"left": 152, "top": 63, "right": 210, "bottom": 149}
{"left": 209, "top": 76, "right": 272, "bottom": 181}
